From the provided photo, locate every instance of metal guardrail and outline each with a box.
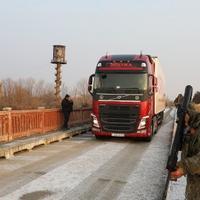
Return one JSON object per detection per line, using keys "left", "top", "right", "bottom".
{"left": 0, "top": 108, "right": 91, "bottom": 142}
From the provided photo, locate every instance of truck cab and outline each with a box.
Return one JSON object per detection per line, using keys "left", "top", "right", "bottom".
{"left": 88, "top": 54, "right": 166, "bottom": 141}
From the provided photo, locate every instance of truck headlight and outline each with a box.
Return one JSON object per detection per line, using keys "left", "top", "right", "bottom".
{"left": 138, "top": 116, "right": 149, "bottom": 130}
{"left": 91, "top": 113, "right": 100, "bottom": 128}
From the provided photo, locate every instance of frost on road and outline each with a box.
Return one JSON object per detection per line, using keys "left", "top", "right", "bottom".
{"left": 0, "top": 110, "right": 175, "bottom": 200}
{"left": 117, "top": 112, "right": 173, "bottom": 200}
{"left": 1, "top": 143, "right": 126, "bottom": 200}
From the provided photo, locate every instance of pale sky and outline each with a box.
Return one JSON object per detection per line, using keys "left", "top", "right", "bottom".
{"left": 0, "top": 0, "right": 199, "bottom": 99}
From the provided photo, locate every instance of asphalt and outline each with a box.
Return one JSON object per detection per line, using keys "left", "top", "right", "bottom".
{"left": 0, "top": 124, "right": 91, "bottom": 159}
{"left": 0, "top": 109, "right": 185, "bottom": 199}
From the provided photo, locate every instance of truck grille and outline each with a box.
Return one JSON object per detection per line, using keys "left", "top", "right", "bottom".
{"left": 99, "top": 105, "right": 139, "bottom": 133}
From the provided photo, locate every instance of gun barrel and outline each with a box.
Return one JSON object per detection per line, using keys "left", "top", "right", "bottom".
{"left": 166, "top": 85, "right": 193, "bottom": 172}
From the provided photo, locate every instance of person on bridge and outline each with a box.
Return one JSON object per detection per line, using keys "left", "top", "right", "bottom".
{"left": 174, "top": 93, "right": 184, "bottom": 108}
{"left": 61, "top": 94, "right": 73, "bottom": 130}
{"left": 174, "top": 93, "right": 184, "bottom": 122}
{"left": 170, "top": 102, "right": 200, "bottom": 200}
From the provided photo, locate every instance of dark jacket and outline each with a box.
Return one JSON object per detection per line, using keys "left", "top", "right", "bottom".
{"left": 61, "top": 98, "right": 73, "bottom": 113}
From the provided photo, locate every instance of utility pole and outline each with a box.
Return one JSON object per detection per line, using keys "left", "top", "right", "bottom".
{"left": 51, "top": 45, "right": 66, "bottom": 107}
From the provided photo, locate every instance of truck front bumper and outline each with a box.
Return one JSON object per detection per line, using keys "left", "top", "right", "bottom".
{"left": 92, "top": 127, "right": 150, "bottom": 138}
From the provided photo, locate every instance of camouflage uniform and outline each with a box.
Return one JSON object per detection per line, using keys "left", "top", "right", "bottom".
{"left": 178, "top": 108, "right": 200, "bottom": 200}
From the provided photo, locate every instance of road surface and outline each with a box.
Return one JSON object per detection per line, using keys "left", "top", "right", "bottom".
{"left": 0, "top": 109, "right": 174, "bottom": 200}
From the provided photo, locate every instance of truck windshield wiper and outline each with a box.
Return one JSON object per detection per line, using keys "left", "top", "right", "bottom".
{"left": 119, "top": 88, "right": 141, "bottom": 93}
{"left": 94, "top": 88, "right": 116, "bottom": 93}
{"left": 121, "top": 87, "right": 140, "bottom": 90}
{"left": 104, "top": 88, "right": 117, "bottom": 93}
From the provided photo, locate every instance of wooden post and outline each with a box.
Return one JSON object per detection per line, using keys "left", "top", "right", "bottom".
{"left": 38, "top": 107, "right": 45, "bottom": 133}
{"left": 5, "top": 108, "right": 12, "bottom": 141}
{"left": 2, "top": 107, "right": 12, "bottom": 141}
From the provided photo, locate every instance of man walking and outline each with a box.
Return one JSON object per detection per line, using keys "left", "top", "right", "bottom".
{"left": 61, "top": 94, "right": 73, "bottom": 130}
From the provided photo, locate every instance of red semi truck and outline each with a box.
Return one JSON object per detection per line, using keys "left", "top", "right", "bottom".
{"left": 88, "top": 54, "right": 166, "bottom": 141}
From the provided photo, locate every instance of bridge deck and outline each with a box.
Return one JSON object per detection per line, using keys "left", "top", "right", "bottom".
{"left": 0, "top": 124, "right": 91, "bottom": 159}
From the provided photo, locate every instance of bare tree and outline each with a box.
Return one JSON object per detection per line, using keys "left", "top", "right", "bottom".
{"left": 61, "top": 82, "right": 69, "bottom": 98}
{"left": 0, "top": 78, "right": 55, "bottom": 110}
{"left": 166, "top": 97, "right": 174, "bottom": 107}
{"left": 0, "top": 81, "right": 3, "bottom": 98}
{"left": 0, "top": 78, "right": 92, "bottom": 110}
{"left": 72, "top": 79, "right": 91, "bottom": 108}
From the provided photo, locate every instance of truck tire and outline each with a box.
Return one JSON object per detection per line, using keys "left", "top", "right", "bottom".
{"left": 145, "top": 117, "right": 157, "bottom": 142}
{"left": 158, "top": 111, "right": 164, "bottom": 125}
{"left": 95, "top": 135, "right": 101, "bottom": 139}
{"left": 95, "top": 135, "right": 107, "bottom": 140}
{"left": 153, "top": 116, "right": 158, "bottom": 134}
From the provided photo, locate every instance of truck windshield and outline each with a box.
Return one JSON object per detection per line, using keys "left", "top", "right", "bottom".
{"left": 94, "top": 73, "right": 147, "bottom": 93}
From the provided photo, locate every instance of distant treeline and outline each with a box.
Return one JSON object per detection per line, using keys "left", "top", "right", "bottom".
{"left": 0, "top": 78, "right": 91, "bottom": 110}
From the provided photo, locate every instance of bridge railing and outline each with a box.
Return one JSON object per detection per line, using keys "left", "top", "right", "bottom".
{"left": 0, "top": 108, "right": 91, "bottom": 142}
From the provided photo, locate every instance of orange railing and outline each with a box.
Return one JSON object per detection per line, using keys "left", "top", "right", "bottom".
{"left": 0, "top": 108, "right": 91, "bottom": 142}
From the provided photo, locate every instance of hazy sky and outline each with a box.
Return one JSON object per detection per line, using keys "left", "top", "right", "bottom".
{"left": 0, "top": 0, "right": 199, "bottom": 99}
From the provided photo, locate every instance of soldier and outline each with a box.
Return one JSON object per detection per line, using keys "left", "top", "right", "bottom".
{"left": 61, "top": 94, "right": 73, "bottom": 130}
{"left": 174, "top": 93, "right": 184, "bottom": 108}
{"left": 174, "top": 94, "right": 184, "bottom": 121}
{"left": 170, "top": 102, "right": 200, "bottom": 200}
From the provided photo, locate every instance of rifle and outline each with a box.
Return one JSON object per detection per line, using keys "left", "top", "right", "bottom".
{"left": 166, "top": 85, "right": 193, "bottom": 172}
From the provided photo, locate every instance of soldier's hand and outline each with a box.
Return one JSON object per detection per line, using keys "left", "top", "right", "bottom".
{"left": 170, "top": 167, "right": 184, "bottom": 181}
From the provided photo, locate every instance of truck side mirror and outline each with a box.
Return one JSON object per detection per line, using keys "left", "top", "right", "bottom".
{"left": 154, "top": 77, "right": 158, "bottom": 86}
{"left": 148, "top": 89, "right": 153, "bottom": 96}
{"left": 88, "top": 74, "right": 95, "bottom": 95}
{"left": 148, "top": 75, "right": 158, "bottom": 95}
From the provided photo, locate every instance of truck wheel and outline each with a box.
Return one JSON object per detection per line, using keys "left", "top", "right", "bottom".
{"left": 145, "top": 135, "right": 152, "bottom": 142}
{"left": 145, "top": 124, "right": 153, "bottom": 142}
{"left": 145, "top": 117, "right": 157, "bottom": 142}
{"left": 95, "top": 135, "right": 106, "bottom": 139}
{"left": 95, "top": 135, "right": 101, "bottom": 139}
{"left": 153, "top": 116, "right": 158, "bottom": 134}
{"left": 158, "top": 111, "right": 164, "bottom": 125}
